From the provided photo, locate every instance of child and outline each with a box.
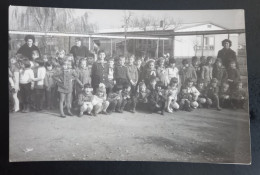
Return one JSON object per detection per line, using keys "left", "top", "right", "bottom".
{"left": 156, "top": 57, "right": 168, "bottom": 87}
{"left": 9, "top": 56, "right": 20, "bottom": 112}
{"left": 78, "top": 83, "right": 94, "bottom": 117}
{"left": 206, "top": 78, "right": 221, "bottom": 111}
{"left": 114, "top": 56, "right": 129, "bottom": 86}
{"left": 18, "top": 59, "right": 35, "bottom": 113}
{"left": 107, "top": 84, "right": 123, "bottom": 114}
{"left": 107, "top": 57, "right": 115, "bottom": 95}
{"left": 212, "top": 58, "right": 228, "bottom": 85}
{"left": 179, "top": 59, "right": 197, "bottom": 86}
{"left": 120, "top": 82, "right": 132, "bottom": 112}
{"left": 201, "top": 56, "right": 213, "bottom": 86}
{"left": 52, "top": 59, "right": 80, "bottom": 118}
{"left": 91, "top": 50, "right": 109, "bottom": 93}
{"left": 165, "top": 77, "right": 179, "bottom": 113}
{"left": 178, "top": 87, "right": 193, "bottom": 112}
{"left": 33, "top": 59, "right": 46, "bottom": 111}
{"left": 143, "top": 59, "right": 157, "bottom": 86}
{"left": 136, "top": 57, "right": 144, "bottom": 84}
{"left": 230, "top": 81, "right": 247, "bottom": 109}
{"left": 44, "top": 61, "right": 56, "bottom": 110}
{"left": 166, "top": 58, "right": 179, "bottom": 86}
{"left": 191, "top": 56, "right": 201, "bottom": 80}
{"left": 183, "top": 78, "right": 200, "bottom": 110}
{"left": 147, "top": 78, "right": 166, "bottom": 115}
{"left": 75, "top": 58, "right": 91, "bottom": 97}
{"left": 92, "top": 83, "right": 110, "bottom": 116}
{"left": 127, "top": 55, "right": 139, "bottom": 93}
{"left": 219, "top": 82, "right": 231, "bottom": 108}
{"left": 134, "top": 81, "right": 150, "bottom": 111}
{"left": 196, "top": 79, "right": 212, "bottom": 108}
{"left": 227, "top": 60, "right": 241, "bottom": 91}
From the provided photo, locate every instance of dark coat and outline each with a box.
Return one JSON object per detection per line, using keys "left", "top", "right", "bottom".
{"left": 17, "top": 44, "right": 41, "bottom": 60}
{"left": 70, "top": 45, "right": 89, "bottom": 60}
{"left": 217, "top": 48, "right": 238, "bottom": 69}
{"left": 91, "top": 62, "right": 109, "bottom": 87}
{"left": 212, "top": 65, "right": 228, "bottom": 84}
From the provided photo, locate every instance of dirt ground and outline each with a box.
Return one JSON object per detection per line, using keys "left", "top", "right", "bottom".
{"left": 9, "top": 107, "right": 251, "bottom": 164}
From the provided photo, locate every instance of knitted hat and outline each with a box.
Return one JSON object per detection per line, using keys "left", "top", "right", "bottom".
{"left": 211, "top": 78, "right": 218, "bottom": 84}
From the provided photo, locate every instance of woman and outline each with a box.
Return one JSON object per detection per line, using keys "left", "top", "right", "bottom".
{"left": 217, "top": 39, "right": 239, "bottom": 69}
{"left": 17, "top": 35, "right": 41, "bottom": 61}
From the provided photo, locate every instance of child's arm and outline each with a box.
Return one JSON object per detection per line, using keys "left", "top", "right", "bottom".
{"left": 29, "top": 70, "right": 35, "bottom": 89}
{"left": 33, "top": 68, "right": 46, "bottom": 82}
{"left": 13, "top": 71, "right": 20, "bottom": 91}
{"left": 9, "top": 77, "right": 14, "bottom": 87}
{"left": 78, "top": 93, "right": 84, "bottom": 106}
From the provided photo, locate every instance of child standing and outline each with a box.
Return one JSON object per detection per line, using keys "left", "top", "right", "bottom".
{"left": 165, "top": 77, "right": 180, "bottom": 113}
{"left": 156, "top": 57, "right": 168, "bottom": 87}
{"left": 179, "top": 59, "right": 197, "bottom": 86}
{"left": 206, "top": 78, "right": 221, "bottom": 111}
{"left": 227, "top": 60, "right": 241, "bottom": 91}
{"left": 78, "top": 83, "right": 94, "bottom": 117}
{"left": 127, "top": 55, "right": 139, "bottom": 94}
{"left": 44, "top": 61, "right": 56, "bottom": 110}
{"left": 201, "top": 56, "right": 213, "bottom": 86}
{"left": 191, "top": 56, "right": 201, "bottom": 81}
{"left": 212, "top": 58, "right": 228, "bottom": 85}
{"left": 114, "top": 56, "right": 129, "bottom": 86}
{"left": 19, "top": 59, "right": 35, "bottom": 113}
{"left": 147, "top": 78, "right": 166, "bottom": 115}
{"left": 33, "top": 59, "right": 46, "bottom": 111}
{"left": 120, "top": 83, "right": 132, "bottom": 113}
{"left": 9, "top": 56, "right": 20, "bottom": 112}
{"left": 107, "top": 57, "right": 115, "bottom": 95}
{"left": 143, "top": 59, "right": 157, "bottom": 86}
{"left": 166, "top": 58, "right": 179, "bottom": 86}
{"left": 52, "top": 59, "right": 80, "bottom": 118}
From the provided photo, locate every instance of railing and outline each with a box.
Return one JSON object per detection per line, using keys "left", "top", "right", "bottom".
{"left": 195, "top": 45, "right": 214, "bottom": 50}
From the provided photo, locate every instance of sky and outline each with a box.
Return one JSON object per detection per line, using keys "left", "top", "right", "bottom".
{"left": 79, "top": 9, "right": 245, "bottom": 30}
{"left": 9, "top": 6, "right": 245, "bottom": 30}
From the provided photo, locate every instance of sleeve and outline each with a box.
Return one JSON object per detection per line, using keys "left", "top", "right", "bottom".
{"left": 126, "top": 67, "right": 131, "bottom": 82}
{"left": 9, "top": 77, "right": 14, "bottom": 87}
{"left": 30, "top": 70, "right": 35, "bottom": 87}
{"left": 78, "top": 93, "right": 84, "bottom": 106}
{"left": 192, "top": 68, "right": 197, "bottom": 82}
{"left": 222, "top": 69, "right": 228, "bottom": 82}
{"left": 91, "top": 63, "right": 97, "bottom": 78}
{"left": 201, "top": 66, "right": 205, "bottom": 80}
{"left": 192, "top": 87, "right": 200, "bottom": 97}
{"left": 38, "top": 68, "right": 46, "bottom": 80}
{"left": 13, "top": 71, "right": 20, "bottom": 90}
{"left": 135, "top": 67, "right": 139, "bottom": 83}
{"left": 44, "top": 72, "right": 49, "bottom": 88}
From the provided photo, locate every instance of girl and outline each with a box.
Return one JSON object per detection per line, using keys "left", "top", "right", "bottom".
{"left": 166, "top": 58, "right": 180, "bottom": 86}
{"left": 201, "top": 56, "right": 213, "bottom": 86}
{"left": 9, "top": 56, "right": 20, "bottom": 112}
{"left": 44, "top": 61, "right": 56, "bottom": 110}
{"left": 52, "top": 59, "right": 80, "bottom": 118}
{"left": 78, "top": 83, "right": 94, "bottom": 117}
{"left": 19, "top": 59, "right": 35, "bottom": 113}
{"left": 156, "top": 57, "right": 168, "bottom": 87}
{"left": 92, "top": 83, "right": 110, "bottom": 116}
{"left": 179, "top": 59, "right": 197, "bottom": 86}
{"left": 165, "top": 77, "right": 180, "bottom": 113}
{"left": 143, "top": 59, "right": 156, "bottom": 86}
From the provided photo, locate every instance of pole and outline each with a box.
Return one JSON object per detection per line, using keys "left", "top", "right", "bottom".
{"left": 201, "top": 34, "right": 204, "bottom": 57}
{"left": 111, "top": 39, "right": 113, "bottom": 57}
{"left": 172, "top": 35, "right": 175, "bottom": 57}
{"left": 156, "top": 38, "right": 159, "bottom": 58}
{"left": 162, "top": 40, "right": 164, "bottom": 55}
{"left": 88, "top": 37, "right": 91, "bottom": 50}
{"left": 68, "top": 36, "right": 71, "bottom": 53}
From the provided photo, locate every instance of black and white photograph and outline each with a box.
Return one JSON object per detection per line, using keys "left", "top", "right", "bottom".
{"left": 8, "top": 6, "right": 250, "bottom": 164}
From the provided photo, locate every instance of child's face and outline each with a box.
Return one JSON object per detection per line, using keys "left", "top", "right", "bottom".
{"left": 212, "top": 82, "right": 217, "bottom": 87}
{"left": 109, "top": 60, "right": 114, "bottom": 67}
{"left": 184, "top": 63, "right": 189, "bottom": 68}
{"left": 26, "top": 39, "right": 33, "bottom": 47}
{"left": 149, "top": 62, "right": 155, "bottom": 69}
{"left": 198, "top": 83, "right": 204, "bottom": 89}
{"left": 188, "top": 82, "right": 193, "bottom": 87}
{"left": 129, "top": 57, "right": 134, "bottom": 64}
{"left": 59, "top": 52, "right": 65, "bottom": 58}
{"left": 119, "top": 58, "right": 125, "bottom": 66}
{"left": 32, "top": 53, "right": 39, "bottom": 60}
{"left": 156, "top": 86, "right": 162, "bottom": 91}
{"left": 230, "top": 62, "right": 236, "bottom": 69}
{"left": 80, "top": 61, "right": 87, "bottom": 69}
{"left": 88, "top": 58, "right": 94, "bottom": 65}
{"left": 47, "top": 65, "right": 53, "bottom": 71}
{"left": 159, "top": 60, "right": 165, "bottom": 66}
{"left": 125, "top": 86, "right": 131, "bottom": 92}
{"left": 62, "top": 62, "right": 69, "bottom": 70}
{"left": 10, "top": 58, "right": 16, "bottom": 64}
{"left": 208, "top": 60, "right": 213, "bottom": 65}
{"left": 84, "top": 88, "right": 92, "bottom": 95}
{"left": 99, "top": 52, "right": 106, "bottom": 61}
{"left": 170, "top": 82, "right": 177, "bottom": 87}
{"left": 192, "top": 60, "right": 199, "bottom": 67}
{"left": 137, "top": 60, "right": 142, "bottom": 66}
{"left": 150, "top": 80, "right": 157, "bottom": 88}
{"left": 97, "top": 91, "right": 104, "bottom": 97}
{"left": 140, "top": 85, "right": 146, "bottom": 92}
{"left": 223, "top": 84, "right": 229, "bottom": 91}
{"left": 76, "top": 40, "right": 81, "bottom": 47}
{"left": 216, "top": 61, "right": 222, "bottom": 67}
{"left": 170, "top": 63, "right": 176, "bottom": 68}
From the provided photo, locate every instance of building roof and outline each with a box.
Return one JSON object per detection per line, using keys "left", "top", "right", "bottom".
{"left": 96, "top": 22, "right": 228, "bottom": 34}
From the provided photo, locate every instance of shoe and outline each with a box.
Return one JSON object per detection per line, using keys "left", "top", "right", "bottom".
{"left": 78, "top": 112, "right": 83, "bottom": 117}
{"left": 217, "top": 107, "right": 222, "bottom": 111}
{"left": 60, "top": 114, "right": 66, "bottom": 118}
{"left": 67, "top": 111, "right": 74, "bottom": 116}
{"left": 161, "top": 110, "right": 164, "bottom": 115}
{"left": 102, "top": 111, "right": 108, "bottom": 115}
{"left": 93, "top": 112, "right": 97, "bottom": 116}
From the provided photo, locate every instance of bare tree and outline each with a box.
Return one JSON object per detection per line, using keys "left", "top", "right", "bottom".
{"left": 122, "top": 10, "right": 133, "bottom": 56}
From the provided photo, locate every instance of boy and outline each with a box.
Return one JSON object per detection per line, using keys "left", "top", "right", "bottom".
{"left": 78, "top": 84, "right": 94, "bottom": 117}
{"left": 230, "top": 81, "right": 247, "bottom": 109}
{"left": 196, "top": 79, "right": 212, "bottom": 108}
{"left": 186, "top": 78, "right": 200, "bottom": 109}
{"left": 212, "top": 58, "right": 228, "bottom": 85}
{"left": 114, "top": 56, "right": 129, "bottom": 86}
{"left": 44, "top": 61, "right": 56, "bottom": 110}
{"left": 147, "top": 78, "right": 165, "bottom": 115}
{"left": 219, "top": 82, "right": 231, "bottom": 108}
{"left": 227, "top": 60, "right": 241, "bottom": 91}
{"left": 165, "top": 77, "right": 179, "bottom": 113}
{"left": 120, "top": 82, "right": 132, "bottom": 112}
{"left": 179, "top": 59, "right": 197, "bottom": 86}
{"left": 127, "top": 55, "right": 139, "bottom": 92}
{"left": 107, "top": 57, "right": 115, "bottom": 95}
{"left": 107, "top": 84, "right": 123, "bottom": 114}
{"left": 92, "top": 84, "right": 109, "bottom": 116}
{"left": 206, "top": 78, "right": 221, "bottom": 111}
{"left": 201, "top": 56, "right": 213, "bottom": 86}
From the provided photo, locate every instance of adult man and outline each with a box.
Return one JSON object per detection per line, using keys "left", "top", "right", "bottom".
{"left": 70, "top": 38, "right": 90, "bottom": 62}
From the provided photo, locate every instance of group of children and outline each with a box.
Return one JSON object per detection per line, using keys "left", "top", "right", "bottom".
{"left": 9, "top": 48, "right": 247, "bottom": 118}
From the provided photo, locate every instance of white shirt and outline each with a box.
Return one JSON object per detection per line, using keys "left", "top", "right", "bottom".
{"left": 166, "top": 67, "right": 179, "bottom": 84}
{"left": 36, "top": 67, "right": 46, "bottom": 86}
{"left": 19, "top": 69, "right": 35, "bottom": 84}
{"left": 187, "top": 86, "right": 200, "bottom": 97}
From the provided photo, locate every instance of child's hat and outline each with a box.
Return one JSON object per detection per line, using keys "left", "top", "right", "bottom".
{"left": 211, "top": 78, "right": 218, "bottom": 84}
{"left": 182, "top": 59, "right": 189, "bottom": 65}
{"left": 84, "top": 83, "right": 93, "bottom": 90}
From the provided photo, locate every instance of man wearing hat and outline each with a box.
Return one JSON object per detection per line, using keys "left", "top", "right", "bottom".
{"left": 70, "top": 37, "right": 90, "bottom": 63}
{"left": 217, "top": 39, "right": 239, "bottom": 69}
